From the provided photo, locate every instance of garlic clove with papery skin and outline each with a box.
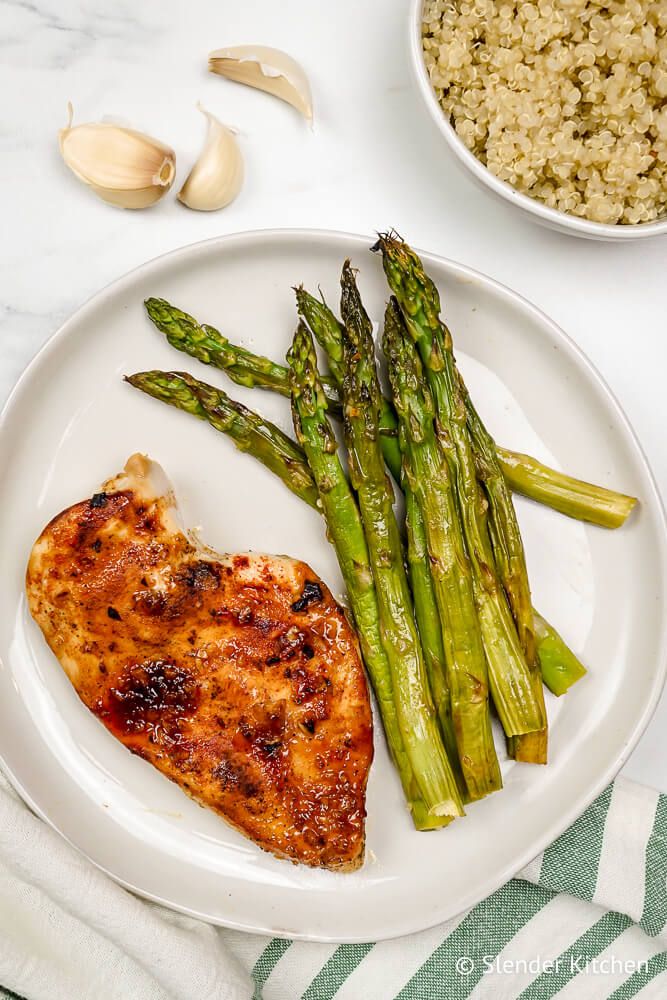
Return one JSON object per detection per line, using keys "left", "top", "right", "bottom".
{"left": 58, "top": 106, "right": 176, "bottom": 209}
{"left": 208, "top": 45, "right": 313, "bottom": 122}
{"left": 177, "top": 105, "right": 244, "bottom": 212}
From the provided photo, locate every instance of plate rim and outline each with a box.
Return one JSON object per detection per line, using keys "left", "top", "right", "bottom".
{"left": 1, "top": 227, "right": 666, "bottom": 942}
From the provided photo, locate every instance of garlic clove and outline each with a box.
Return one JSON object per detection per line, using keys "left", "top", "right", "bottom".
{"left": 208, "top": 45, "right": 313, "bottom": 122}
{"left": 58, "top": 105, "right": 176, "bottom": 209}
{"left": 177, "top": 104, "right": 244, "bottom": 212}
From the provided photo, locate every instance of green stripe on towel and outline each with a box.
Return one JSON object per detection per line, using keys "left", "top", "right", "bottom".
{"left": 252, "top": 938, "right": 292, "bottom": 1000}
{"left": 397, "top": 880, "right": 554, "bottom": 1000}
{"left": 607, "top": 950, "right": 667, "bottom": 999}
{"left": 301, "top": 943, "right": 374, "bottom": 1000}
{"left": 518, "top": 911, "right": 633, "bottom": 1000}
{"left": 640, "top": 794, "right": 667, "bottom": 938}
{"left": 539, "top": 784, "right": 613, "bottom": 899}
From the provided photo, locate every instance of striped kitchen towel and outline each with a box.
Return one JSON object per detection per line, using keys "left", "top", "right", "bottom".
{"left": 0, "top": 777, "right": 665, "bottom": 999}
{"left": 219, "top": 778, "right": 667, "bottom": 999}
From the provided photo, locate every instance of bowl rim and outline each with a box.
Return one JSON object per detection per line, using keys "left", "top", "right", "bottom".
{"left": 408, "top": 0, "right": 667, "bottom": 240}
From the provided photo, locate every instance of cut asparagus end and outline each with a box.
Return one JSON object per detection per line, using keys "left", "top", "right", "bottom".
{"left": 497, "top": 448, "right": 638, "bottom": 529}
{"left": 508, "top": 730, "right": 548, "bottom": 765}
{"left": 534, "top": 611, "right": 587, "bottom": 696}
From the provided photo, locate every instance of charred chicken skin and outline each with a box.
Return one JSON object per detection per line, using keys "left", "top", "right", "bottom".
{"left": 26, "top": 454, "right": 373, "bottom": 871}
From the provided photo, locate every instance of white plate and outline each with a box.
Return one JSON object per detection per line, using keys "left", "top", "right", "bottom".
{"left": 0, "top": 229, "right": 665, "bottom": 942}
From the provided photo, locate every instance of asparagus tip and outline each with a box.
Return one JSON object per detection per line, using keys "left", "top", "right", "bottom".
{"left": 370, "top": 228, "right": 404, "bottom": 253}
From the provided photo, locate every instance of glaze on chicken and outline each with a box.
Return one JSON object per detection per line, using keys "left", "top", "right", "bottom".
{"left": 27, "top": 454, "right": 373, "bottom": 870}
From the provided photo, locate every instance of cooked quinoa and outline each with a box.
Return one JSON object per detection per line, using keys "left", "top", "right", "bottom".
{"left": 422, "top": 1, "right": 667, "bottom": 224}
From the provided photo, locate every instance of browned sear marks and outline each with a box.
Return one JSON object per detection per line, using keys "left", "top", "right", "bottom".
{"left": 26, "top": 456, "right": 373, "bottom": 871}
{"left": 100, "top": 659, "right": 199, "bottom": 737}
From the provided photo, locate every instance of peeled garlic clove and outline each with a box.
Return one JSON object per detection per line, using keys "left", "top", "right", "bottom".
{"left": 58, "top": 105, "right": 176, "bottom": 209}
{"left": 208, "top": 45, "right": 313, "bottom": 122}
{"left": 177, "top": 105, "right": 244, "bottom": 212}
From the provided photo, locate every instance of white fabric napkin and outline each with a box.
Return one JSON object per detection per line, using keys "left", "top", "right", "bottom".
{"left": 0, "top": 770, "right": 253, "bottom": 1000}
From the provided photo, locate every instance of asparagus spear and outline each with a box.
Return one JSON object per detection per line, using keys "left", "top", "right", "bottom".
{"left": 286, "top": 321, "right": 454, "bottom": 826}
{"left": 404, "top": 485, "right": 466, "bottom": 799}
{"left": 338, "top": 265, "right": 463, "bottom": 817}
{"left": 146, "top": 296, "right": 637, "bottom": 529}
{"left": 144, "top": 297, "right": 341, "bottom": 413}
{"left": 294, "top": 286, "right": 345, "bottom": 386}
{"left": 296, "top": 286, "right": 404, "bottom": 482}
{"left": 497, "top": 448, "right": 637, "bottom": 529}
{"left": 534, "top": 611, "right": 587, "bottom": 696}
{"left": 124, "top": 370, "right": 319, "bottom": 508}
{"left": 462, "top": 382, "right": 536, "bottom": 662}
{"left": 294, "top": 281, "right": 564, "bottom": 761}
{"left": 456, "top": 362, "right": 547, "bottom": 764}
{"left": 377, "top": 236, "right": 546, "bottom": 740}
{"left": 383, "top": 298, "right": 502, "bottom": 799}
{"left": 295, "top": 284, "right": 464, "bottom": 792}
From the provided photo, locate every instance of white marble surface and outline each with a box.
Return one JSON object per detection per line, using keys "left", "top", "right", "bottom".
{"left": 1, "top": 0, "right": 665, "bottom": 790}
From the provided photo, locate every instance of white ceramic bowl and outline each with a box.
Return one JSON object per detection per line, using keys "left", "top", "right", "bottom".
{"left": 408, "top": 0, "right": 667, "bottom": 242}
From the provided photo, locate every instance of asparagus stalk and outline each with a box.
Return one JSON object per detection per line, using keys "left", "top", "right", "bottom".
{"left": 377, "top": 236, "right": 546, "bottom": 740}
{"left": 497, "top": 448, "right": 637, "bottom": 529}
{"left": 295, "top": 285, "right": 464, "bottom": 792}
{"left": 456, "top": 366, "right": 547, "bottom": 764}
{"left": 124, "top": 370, "right": 319, "bottom": 507}
{"left": 404, "top": 485, "right": 466, "bottom": 799}
{"left": 292, "top": 286, "right": 582, "bottom": 748}
{"left": 296, "top": 287, "right": 404, "bottom": 482}
{"left": 383, "top": 299, "right": 502, "bottom": 799}
{"left": 294, "top": 286, "right": 345, "bottom": 386}
{"left": 144, "top": 297, "right": 341, "bottom": 413}
{"left": 462, "top": 382, "right": 536, "bottom": 663}
{"left": 146, "top": 296, "right": 637, "bottom": 529}
{"left": 338, "top": 263, "right": 463, "bottom": 818}
{"left": 534, "top": 611, "right": 587, "bottom": 696}
{"left": 286, "top": 321, "right": 453, "bottom": 826}
{"left": 293, "top": 284, "right": 566, "bottom": 761}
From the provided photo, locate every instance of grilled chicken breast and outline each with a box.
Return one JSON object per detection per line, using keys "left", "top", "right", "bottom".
{"left": 27, "top": 454, "right": 373, "bottom": 871}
